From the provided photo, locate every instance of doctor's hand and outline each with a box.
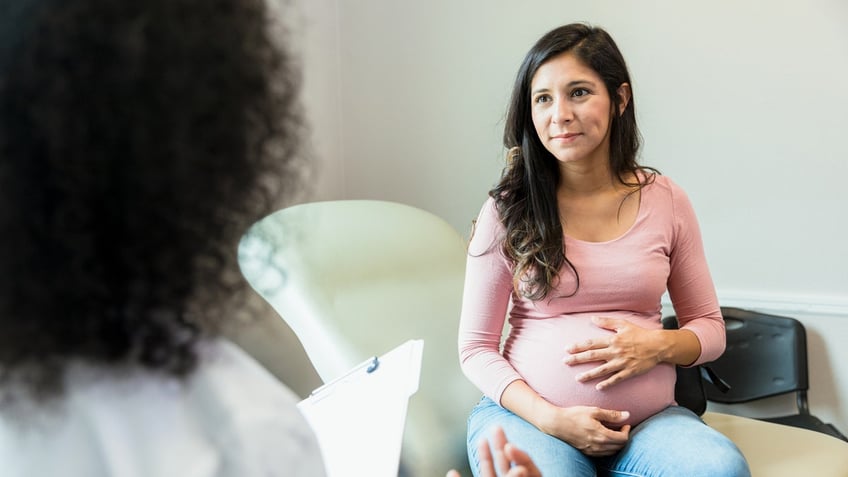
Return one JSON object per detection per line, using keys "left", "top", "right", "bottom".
{"left": 446, "top": 426, "right": 541, "bottom": 477}
{"left": 563, "top": 316, "right": 669, "bottom": 390}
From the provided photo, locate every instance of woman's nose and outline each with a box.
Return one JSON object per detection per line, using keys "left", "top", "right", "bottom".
{"left": 551, "top": 98, "right": 573, "bottom": 124}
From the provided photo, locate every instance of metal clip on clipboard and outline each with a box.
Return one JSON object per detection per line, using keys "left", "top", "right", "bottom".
{"left": 298, "top": 339, "right": 424, "bottom": 477}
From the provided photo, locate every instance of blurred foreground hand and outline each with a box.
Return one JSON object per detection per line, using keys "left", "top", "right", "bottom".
{"left": 446, "top": 426, "right": 542, "bottom": 477}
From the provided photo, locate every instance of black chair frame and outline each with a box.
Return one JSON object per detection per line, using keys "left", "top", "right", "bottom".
{"left": 668, "top": 307, "right": 846, "bottom": 441}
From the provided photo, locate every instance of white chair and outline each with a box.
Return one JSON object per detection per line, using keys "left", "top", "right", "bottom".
{"left": 703, "top": 412, "right": 848, "bottom": 476}
{"left": 238, "top": 200, "right": 480, "bottom": 476}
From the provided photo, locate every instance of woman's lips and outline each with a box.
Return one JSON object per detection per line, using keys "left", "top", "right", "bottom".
{"left": 552, "top": 132, "right": 580, "bottom": 142}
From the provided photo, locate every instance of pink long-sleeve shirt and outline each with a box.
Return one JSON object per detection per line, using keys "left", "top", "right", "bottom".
{"left": 458, "top": 175, "right": 724, "bottom": 426}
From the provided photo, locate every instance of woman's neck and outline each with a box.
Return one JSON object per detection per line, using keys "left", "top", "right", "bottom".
{"left": 558, "top": 161, "right": 618, "bottom": 197}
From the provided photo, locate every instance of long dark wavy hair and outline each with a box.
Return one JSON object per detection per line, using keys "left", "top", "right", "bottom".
{"left": 0, "top": 0, "right": 306, "bottom": 401}
{"left": 491, "top": 23, "right": 654, "bottom": 300}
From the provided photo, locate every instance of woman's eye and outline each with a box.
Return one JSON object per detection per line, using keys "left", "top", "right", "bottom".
{"left": 572, "top": 88, "right": 590, "bottom": 98}
{"left": 534, "top": 95, "right": 551, "bottom": 104}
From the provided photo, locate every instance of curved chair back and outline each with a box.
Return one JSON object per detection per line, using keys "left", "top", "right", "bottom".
{"left": 708, "top": 307, "right": 807, "bottom": 404}
{"left": 239, "top": 200, "right": 479, "bottom": 475}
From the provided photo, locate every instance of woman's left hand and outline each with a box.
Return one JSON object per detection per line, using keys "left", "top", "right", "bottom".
{"left": 563, "top": 316, "right": 670, "bottom": 390}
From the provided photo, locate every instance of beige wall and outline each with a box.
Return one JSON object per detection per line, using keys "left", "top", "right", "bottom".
{"left": 291, "top": 0, "right": 848, "bottom": 432}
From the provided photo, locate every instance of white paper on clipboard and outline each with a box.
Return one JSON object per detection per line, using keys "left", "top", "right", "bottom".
{"left": 297, "top": 339, "right": 424, "bottom": 477}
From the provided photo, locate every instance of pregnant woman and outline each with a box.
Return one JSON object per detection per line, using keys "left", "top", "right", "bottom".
{"left": 458, "top": 23, "right": 750, "bottom": 477}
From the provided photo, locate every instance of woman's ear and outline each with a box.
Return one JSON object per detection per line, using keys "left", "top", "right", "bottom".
{"left": 616, "top": 83, "right": 631, "bottom": 116}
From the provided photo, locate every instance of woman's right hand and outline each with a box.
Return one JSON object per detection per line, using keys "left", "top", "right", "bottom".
{"left": 540, "top": 405, "right": 631, "bottom": 457}
{"left": 500, "top": 380, "right": 631, "bottom": 457}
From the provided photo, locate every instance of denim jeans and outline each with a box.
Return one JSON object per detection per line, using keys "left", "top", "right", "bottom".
{"left": 467, "top": 397, "right": 751, "bottom": 477}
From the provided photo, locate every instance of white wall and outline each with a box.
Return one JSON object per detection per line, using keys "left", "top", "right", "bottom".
{"left": 296, "top": 0, "right": 848, "bottom": 433}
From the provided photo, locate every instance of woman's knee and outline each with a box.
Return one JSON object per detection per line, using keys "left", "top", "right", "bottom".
{"left": 697, "top": 434, "right": 751, "bottom": 477}
{"left": 610, "top": 406, "right": 751, "bottom": 477}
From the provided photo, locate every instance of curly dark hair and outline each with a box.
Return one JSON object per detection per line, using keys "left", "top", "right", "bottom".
{"left": 0, "top": 0, "right": 306, "bottom": 401}
{"left": 492, "top": 23, "right": 655, "bottom": 300}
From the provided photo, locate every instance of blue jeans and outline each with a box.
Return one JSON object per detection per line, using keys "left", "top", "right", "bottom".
{"left": 467, "top": 397, "right": 750, "bottom": 477}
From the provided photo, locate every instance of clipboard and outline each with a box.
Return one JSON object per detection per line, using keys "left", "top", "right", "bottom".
{"left": 298, "top": 339, "right": 424, "bottom": 477}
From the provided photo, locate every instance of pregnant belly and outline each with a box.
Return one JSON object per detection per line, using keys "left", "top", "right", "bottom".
{"left": 505, "top": 314, "right": 676, "bottom": 426}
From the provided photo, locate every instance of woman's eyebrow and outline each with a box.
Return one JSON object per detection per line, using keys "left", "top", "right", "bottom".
{"left": 532, "top": 79, "right": 597, "bottom": 95}
{"left": 567, "top": 79, "right": 595, "bottom": 88}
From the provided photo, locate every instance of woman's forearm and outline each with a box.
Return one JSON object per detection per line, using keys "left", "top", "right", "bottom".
{"left": 657, "top": 328, "right": 702, "bottom": 366}
{"left": 499, "top": 379, "right": 558, "bottom": 433}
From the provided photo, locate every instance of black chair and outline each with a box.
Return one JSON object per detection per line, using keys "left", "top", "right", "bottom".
{"left": 675, "top": 306, "right": 846, "bottom": 441}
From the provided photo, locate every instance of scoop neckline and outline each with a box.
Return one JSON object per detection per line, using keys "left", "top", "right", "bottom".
{"left": 564, "top": 182, "right": 648, "bottom": 246}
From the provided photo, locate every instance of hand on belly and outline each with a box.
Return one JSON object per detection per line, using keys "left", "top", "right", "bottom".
{"left": 564, "top": 315, "right": 670, "bottom": 389}
{"left": 506, "top": 314, "right": 675, "bottom": 425}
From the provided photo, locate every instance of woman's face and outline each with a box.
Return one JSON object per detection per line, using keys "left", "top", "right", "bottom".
{"left": 529, "top": 52, "right": 626, "bottom": 167}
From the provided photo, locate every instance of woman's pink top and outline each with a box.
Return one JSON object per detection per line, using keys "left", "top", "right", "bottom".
{"left": 458, "top": 175, "right": 724, "bottom": 425}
